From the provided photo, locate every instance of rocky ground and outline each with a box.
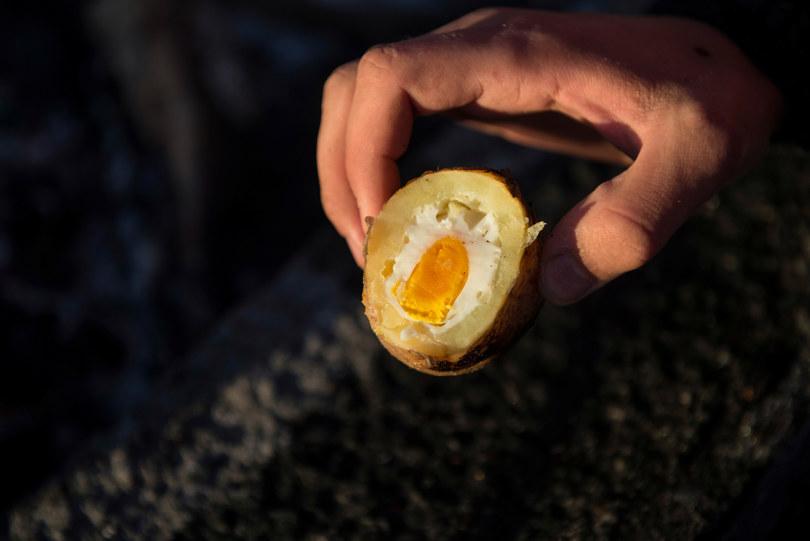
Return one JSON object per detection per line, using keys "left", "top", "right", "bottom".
{"left": 3, "top": 0, "right": 810, "bottom": 539}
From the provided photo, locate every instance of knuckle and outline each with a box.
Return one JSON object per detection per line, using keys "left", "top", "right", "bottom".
{"left": 675, "top": 100, "right": 746, "bottom": 174}
{"left": 467, "top": 6, "right": 504, "bottom": 19}
{"left": 323, "top": 61, "right": 357, "bottom": 94}
{"left": 357, "top": 43, "right": 403, "bottom": 79}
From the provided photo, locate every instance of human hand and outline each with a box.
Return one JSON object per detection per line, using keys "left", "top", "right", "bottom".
{"left": 317, "top": 8, "right": 783, "bottom": 305}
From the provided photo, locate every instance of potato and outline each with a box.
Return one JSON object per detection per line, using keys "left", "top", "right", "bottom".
{"left": 362, "top": 168, "right": 545, "bottom": 375}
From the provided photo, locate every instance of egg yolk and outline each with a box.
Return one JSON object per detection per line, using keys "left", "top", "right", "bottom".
{"left": 396, "top": 237, "right": 469, "bottom": 324}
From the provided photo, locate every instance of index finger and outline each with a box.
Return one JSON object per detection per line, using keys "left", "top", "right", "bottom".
{"left": 344, "top": 18, "right": 563, "bottom": 222}
{"left": 317, "top": 60, "right": 367, "bottom": 265}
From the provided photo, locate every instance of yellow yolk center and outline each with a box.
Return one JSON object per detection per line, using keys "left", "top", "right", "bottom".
{"left": 396, "top": 237, "right": 469, "bottom": 324}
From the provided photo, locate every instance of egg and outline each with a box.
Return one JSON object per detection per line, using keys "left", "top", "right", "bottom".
{"left": 385, "top": 199, "right": 501, "bottom": 330}
{"left": 363, "top": 168, "right": 545, "bottom": 375}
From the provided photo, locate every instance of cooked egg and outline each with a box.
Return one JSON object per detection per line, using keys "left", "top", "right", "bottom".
{"left": 363, "top": 168, "right": 545, "bottom": 375}
{"left": 384, "top": 198, "right": 501, "bottom": 335}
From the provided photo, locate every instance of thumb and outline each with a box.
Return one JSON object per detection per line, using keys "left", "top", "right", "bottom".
{"left": 539, "top": 147, "right": 723, "bottom": 305}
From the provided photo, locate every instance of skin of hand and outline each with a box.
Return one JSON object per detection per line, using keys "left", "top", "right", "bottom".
{"left": 317, "top": 7, "right": 783, "bottom": 305}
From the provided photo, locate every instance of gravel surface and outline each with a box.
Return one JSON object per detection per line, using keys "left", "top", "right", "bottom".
{"left": 2, "top": 0, "right": 809, "bottom": 539}
{"left": 6, "top": 144, "right": 810, "bottom": 540}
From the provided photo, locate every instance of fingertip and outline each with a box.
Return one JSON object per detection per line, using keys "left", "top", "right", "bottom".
{"left": 341, "top": 217, "right": 367, "bottom": 269}
{"left": 347, "top": 159, "right": 401, "bottom": 234}
{"left": 537, "top": 176, "right": 655, "bottom": 305}
{"left": 541, "top": 252, "right": 599, "bottom": 305}
{"left": 349, "top": 239, "right": 365, "bottom": 269}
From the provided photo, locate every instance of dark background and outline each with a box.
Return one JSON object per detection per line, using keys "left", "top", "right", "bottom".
{"left": 3, "top": 1, "right": 810, "bottom": 539}
{"left": 0, "top": 0, "right": 648, "bottom": 512}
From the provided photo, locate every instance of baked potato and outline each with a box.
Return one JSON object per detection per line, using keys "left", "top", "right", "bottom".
{"left": 362, "top": 168, "right": 545, "bottom": 375}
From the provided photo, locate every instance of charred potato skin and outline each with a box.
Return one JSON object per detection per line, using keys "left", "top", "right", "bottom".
{"left": 363, "top": 168, "right": 544, "bottom": 376}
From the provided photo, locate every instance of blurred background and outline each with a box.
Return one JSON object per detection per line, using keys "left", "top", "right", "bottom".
{"left": 0, "top": 0, "right": 655, "bottom": 514}
{"left": 7, "top": 2, "right": 810, "bottom": 539}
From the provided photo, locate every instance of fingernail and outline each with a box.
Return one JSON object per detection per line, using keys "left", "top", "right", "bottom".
{"left": 542, "top": 253, "right": 597, "bottom": 305}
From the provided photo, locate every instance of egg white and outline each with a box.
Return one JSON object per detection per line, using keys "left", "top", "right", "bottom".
{"left": 384, "top": 199, "right": 502, "bottom": 338}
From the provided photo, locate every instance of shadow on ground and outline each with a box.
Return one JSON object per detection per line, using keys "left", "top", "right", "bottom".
{"left": 2, "top": 0, "right": 810, "bottom": 539}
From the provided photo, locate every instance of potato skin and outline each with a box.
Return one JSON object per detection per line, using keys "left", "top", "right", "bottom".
{"left": 363, "top": 168, "right": 544, "bottom": 376}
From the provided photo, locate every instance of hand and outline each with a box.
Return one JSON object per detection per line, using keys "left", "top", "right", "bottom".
{"left": 317, "top": 8, "right": 783, "bottom": 305}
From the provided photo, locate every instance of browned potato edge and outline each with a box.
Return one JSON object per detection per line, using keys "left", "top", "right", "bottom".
{"left": 363, "top": 167, "right": 544, "bottom": 376}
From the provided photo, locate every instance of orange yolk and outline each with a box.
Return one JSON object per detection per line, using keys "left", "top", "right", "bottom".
{"left": 396, "top": 237, "right": 469, "bottom": 324}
